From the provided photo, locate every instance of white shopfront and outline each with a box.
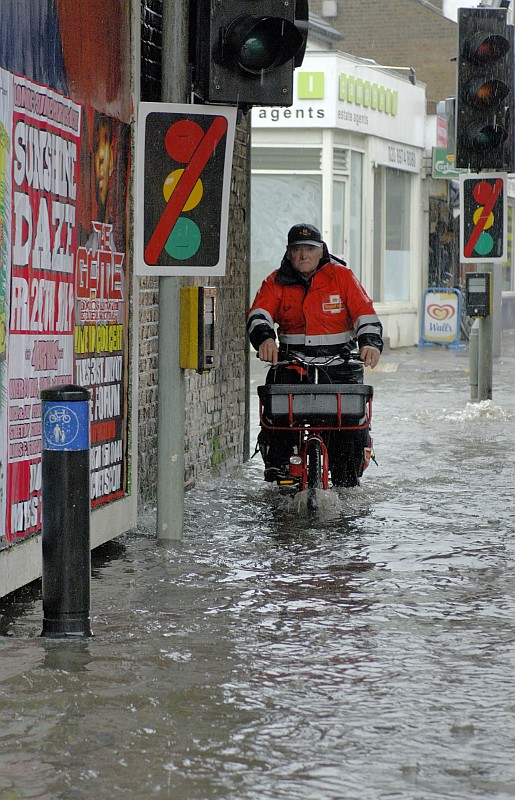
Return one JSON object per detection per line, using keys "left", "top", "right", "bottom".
{"left": 251, "top": 51, "right": 428, "bottom": 348}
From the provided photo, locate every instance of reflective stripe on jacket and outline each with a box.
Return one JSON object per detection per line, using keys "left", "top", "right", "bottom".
{"left": 247, "top": 259, "right": 383, "bottom": 355}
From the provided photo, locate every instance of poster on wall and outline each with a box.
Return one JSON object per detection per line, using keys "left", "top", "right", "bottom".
{"left": 74, "top": 106, "right": 130, "bottom": 508}
{"left": 0, "top": 72, "right": 130, "bottom": 544}
{"left": 6, "top": 75, "right": 80, "bottom": 540}
{"left": 0, "top": 68, "right": 12, "bottom": 548}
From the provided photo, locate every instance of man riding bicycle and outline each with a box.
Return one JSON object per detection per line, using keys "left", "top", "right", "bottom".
{"left": 247, "top": 223, "right": 383, "bottom": 487}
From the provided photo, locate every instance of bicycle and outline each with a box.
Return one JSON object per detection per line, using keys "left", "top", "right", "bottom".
{"left": 256, "top": 352, "right": 374, "bottom": 511}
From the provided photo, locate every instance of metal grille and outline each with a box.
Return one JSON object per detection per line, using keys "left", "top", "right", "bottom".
{"left": 252, "top": 147, "right": 322, "bottom": 171}
{"left": 141, "top": 0, "right": 163, "bottom": 102}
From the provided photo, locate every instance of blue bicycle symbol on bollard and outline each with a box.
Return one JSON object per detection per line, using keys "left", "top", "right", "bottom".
{"left": 43, "top": 403, "right": 87, "bottom": 450}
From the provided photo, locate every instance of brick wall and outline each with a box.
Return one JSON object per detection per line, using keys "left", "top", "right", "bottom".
{"left": 137, "top": 275, "right": 160, "bottom": 501}
{"left": 182, "top": 121, "right": 251, "bottom": 490}
{"left": 309, "top": 0, "right": 457, "bottom": 103}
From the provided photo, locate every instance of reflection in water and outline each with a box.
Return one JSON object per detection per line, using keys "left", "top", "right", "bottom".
{"left": 1, "top": 341, "right": 515, "bottom": 799}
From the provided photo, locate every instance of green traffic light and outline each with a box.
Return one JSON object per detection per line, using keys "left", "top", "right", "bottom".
{"left": 240, "top": 28, "right": 276, "bottom": 72}
{"left": 224, "top": 15, "right": 304, "bottom": 75}
{"left": 468, "top": 122, "right": 507, "bottom": 150}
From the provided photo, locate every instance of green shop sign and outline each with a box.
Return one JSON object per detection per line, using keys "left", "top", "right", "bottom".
{"left": 298, "top": 71, "right": 398, "bottom": 115}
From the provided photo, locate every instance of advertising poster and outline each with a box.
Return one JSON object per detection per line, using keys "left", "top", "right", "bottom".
{"left": 420, "top": 288, "right": 461, "bottom": 348}
{"left": 0, "top": 68, "right": 12, "bottom": 548}
{"left": 75, "top": 106, "right": 130, "bottom": 507}
{"left": 5, "top": 75, "right": 80, "bottom": 541}
{"left": 0, "top": 75, "right": 130, "bottom": 542}
{"left": 0, "top": 1, "right": 132, "bottom": 554}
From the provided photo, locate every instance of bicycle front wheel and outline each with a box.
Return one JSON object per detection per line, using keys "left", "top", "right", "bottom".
{"left": 306, "top": 438, "right": 322, "bottom": 510}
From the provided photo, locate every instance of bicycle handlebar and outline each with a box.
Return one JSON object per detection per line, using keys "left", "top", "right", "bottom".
{"left": 271, "top": 350, "right": 363, "bottom": 369}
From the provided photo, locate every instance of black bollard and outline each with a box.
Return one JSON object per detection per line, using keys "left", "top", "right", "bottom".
{"left": 41, "top": 385, "right": 93, "bottom": 638}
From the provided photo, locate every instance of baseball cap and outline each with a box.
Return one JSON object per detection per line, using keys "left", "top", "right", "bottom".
{"left": 287, "top": 223, "right": 323, "bottom": 247}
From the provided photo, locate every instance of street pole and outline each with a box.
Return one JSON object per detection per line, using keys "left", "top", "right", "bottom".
{"left": 477, "top": 314, "right": 493, "bottom": 401}
{"left": 469, "top": 319, "right": 479, "bottom": 401}
{"left": 156, "top": 0, "right": 189, "bottom": 540}
{"left": 468, "top": 263, "right": 500, "bottom": 402}
{"left": 157, "top": 278, "right": 185, "bottom": 539}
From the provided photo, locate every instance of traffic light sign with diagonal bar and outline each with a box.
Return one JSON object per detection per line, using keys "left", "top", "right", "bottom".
{"left": 459, "top": 173, "right": 507, "bottom": 263}
{"left": 135, "top": 103, "right": 237, "bottom": 276}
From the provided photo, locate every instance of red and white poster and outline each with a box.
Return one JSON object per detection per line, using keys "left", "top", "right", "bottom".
{"left": 6, "top": 76, "right": 80, "bottom": 539}
{"left": 0, "top": 68, "right": 13, "bottom": 547}
{"left": 74, "top": 106, "right": 129, "bottom": 508}
{"left": 0, "top": 73, "right": 130, "bottom": 544}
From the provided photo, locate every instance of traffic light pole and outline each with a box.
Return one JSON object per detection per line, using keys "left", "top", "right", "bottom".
{"left": 471, "top": 263, "right": 499, "bottom": 403}
{"left": 157, "top": 278, "right": 185, "bottom": 540}
{"left": 477, "top": 313, "right": 493, "bottom": 401}
{"left": 155, "top": 1, "right": 189, "bottom": 541}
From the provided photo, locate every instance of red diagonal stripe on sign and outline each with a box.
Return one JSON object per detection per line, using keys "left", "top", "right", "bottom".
{"left": 145, "top": 115, "right": 228, "bottom": 265}
{"left": 464, "top": 178, "right": 502, "bottom": 259}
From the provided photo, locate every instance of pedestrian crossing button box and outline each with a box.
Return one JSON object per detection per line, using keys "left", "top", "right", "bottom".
{"left": 180, "top": 287, "right": 217, "bottom": 373}
{"left": 465, "top": 272, "right": 491, "bottom": 317}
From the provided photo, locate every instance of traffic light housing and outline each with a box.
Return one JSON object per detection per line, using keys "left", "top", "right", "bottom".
{"left": 455, "top": 7, "right": 514, "bottom": 172}
{"left": 190, "top": 0, "right": 309, "bottom": 108}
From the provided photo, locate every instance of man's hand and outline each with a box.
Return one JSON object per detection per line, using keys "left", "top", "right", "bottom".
{"left": 360, "top": 346, "right": 380, "bottom": 369}
{"left": 258, "top": 338, "right": 279, "bottom": 364}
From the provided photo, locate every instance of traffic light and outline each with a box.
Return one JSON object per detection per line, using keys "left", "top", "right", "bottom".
{"left": 455, "top": 7, "right": 514, "bottom": 172}
{"left": 190, "top": 0, "right": 309, "bottom": 108}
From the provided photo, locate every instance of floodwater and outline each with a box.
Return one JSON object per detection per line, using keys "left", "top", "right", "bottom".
{"left": 1, "top": 333, "right": 515, "bottom": 800}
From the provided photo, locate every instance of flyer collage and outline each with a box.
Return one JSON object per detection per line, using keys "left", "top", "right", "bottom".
{"left": 0, "top": 68, "right": 130, "bottom": 546}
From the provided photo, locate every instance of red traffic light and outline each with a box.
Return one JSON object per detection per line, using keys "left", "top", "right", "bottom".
{"left": 463, "top": 31, "right": 510, "bottom": 65}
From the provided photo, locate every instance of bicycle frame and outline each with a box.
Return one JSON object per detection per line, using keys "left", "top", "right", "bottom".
{"left": 286, "top": 431, "right": 330, "bottom": 491}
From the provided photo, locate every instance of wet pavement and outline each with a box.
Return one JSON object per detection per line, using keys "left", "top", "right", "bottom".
{"left": 1, "top": 330, "right": 514, "bottom": 800}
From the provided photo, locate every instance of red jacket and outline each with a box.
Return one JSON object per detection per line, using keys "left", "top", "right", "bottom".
{"left": 247, "top": 258, "right": 383, "bottom": 356}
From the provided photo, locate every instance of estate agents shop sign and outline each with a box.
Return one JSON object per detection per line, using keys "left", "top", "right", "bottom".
{"left": 252, "top": 52, "right": 426, "bottom": 149}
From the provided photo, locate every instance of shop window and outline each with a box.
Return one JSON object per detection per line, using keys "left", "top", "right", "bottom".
{"left": 384, "top": 169, "right": 411, "bottom": 301}
{"left": 251, "top": 174, "right": 322, "bottom": 297}
{"left": 332, "top": 180, "right": 345, "bottom": 256}
{"left": 373, "top": 168, "right": 382, "bottom": 301}
{"left": 372, "top": 167, "right": 412, "bottom": 302}
{"left": 349, "top": 151, "right": 363, "bottom": 282}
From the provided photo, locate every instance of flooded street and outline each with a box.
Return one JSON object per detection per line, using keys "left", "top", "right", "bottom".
{"left": 2, "top": 332, "right": 515, "bottom": 800}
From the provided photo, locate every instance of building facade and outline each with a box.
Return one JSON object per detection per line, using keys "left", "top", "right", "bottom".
{"left": 251, "top": 50, "right": 428, "bottom": 348}
{"left": 0, "top": 0, "right": 251, "bottom": 597}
